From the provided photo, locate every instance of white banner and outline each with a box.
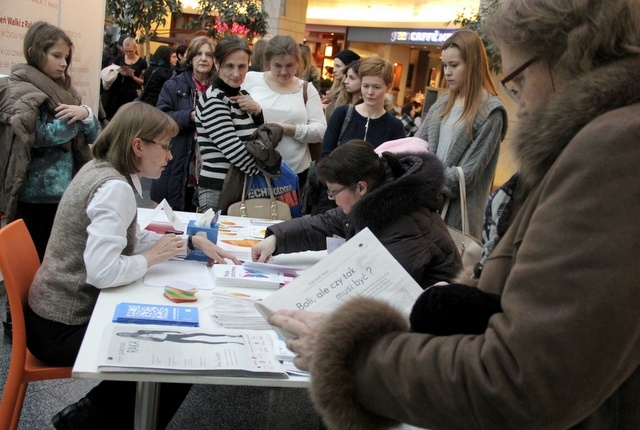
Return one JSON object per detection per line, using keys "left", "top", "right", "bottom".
{"left": 0, "top": 0, "right": 105, "bottom": 111}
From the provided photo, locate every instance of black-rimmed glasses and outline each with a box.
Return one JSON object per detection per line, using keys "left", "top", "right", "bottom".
{"left": 327, "top": 183, "right": 357, "bottom": 200}
{"left": 500, "top": 57, "right": 539, "bottom": 101}
{"left": 141, "top": 138, "right": 172, "bottom": 153}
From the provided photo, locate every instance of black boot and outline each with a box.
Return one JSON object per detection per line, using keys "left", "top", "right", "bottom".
{"left": 52, "top": 397, "right": 115, "bottom": 430}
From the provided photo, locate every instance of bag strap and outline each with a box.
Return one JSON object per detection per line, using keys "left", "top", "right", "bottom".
{"left": 338, "top": 104, "right": 355, "bottom": 144}
{"left": 440, "top": 166, "right": 470, "bottom": 236}
{"left": 302, "top": 81, "right": 308, "bottom": 104}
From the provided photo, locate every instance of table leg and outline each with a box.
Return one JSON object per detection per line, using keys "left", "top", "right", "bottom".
{"left": 134, "top": 381, "right": 159, "bottom": 430}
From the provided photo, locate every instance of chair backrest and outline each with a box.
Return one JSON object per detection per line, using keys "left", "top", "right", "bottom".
{"left": 0, "top": 219, "right": 40, "bottom": 358}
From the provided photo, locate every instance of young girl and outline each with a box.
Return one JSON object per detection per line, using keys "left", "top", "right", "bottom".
{"left": 1, "top": 21, "right": 101, "bottom": 260}
{"left": 416, "top": 29, "right": 508, "bottom": 239}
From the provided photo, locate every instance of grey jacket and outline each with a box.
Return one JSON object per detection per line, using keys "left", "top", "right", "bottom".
{"left": 416, "top": 93, "right": 507, "bottom": 239}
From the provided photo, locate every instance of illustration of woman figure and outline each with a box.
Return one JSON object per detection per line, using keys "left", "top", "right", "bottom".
{"left": 117, "top": 330, "right": 245, "bottom": 345}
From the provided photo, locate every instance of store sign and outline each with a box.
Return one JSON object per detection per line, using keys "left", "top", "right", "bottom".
{"left": 390, "top": 30, "right": 453, "bottom": 44}
{"left": 348, "top": 27, "right": 455, "bottom": 46}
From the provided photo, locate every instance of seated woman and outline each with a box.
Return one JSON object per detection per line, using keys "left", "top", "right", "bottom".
{"left": 251, "top": 140, "right": 461, "bottom": 288}
{"left": 25, "top": 102, "right": 240, "bottom": 430}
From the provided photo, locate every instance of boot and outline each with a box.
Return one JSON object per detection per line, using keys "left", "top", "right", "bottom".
{"left": 52, "top": 396, "right": 115, "bottom": 430}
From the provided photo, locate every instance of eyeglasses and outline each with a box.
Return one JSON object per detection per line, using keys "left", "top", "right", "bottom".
{"left": 500, "top": 57, "right": 538, "bottom": 101}
{"left": 141, "top": 138, "right": 171, "bottom": 153}
{"left": 327, "top": 183, "right": 356, "bottom": 200}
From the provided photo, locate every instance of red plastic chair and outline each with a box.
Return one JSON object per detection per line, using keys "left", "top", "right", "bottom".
{"left": 0, "top": 219, "right": 72, "bottom": 430}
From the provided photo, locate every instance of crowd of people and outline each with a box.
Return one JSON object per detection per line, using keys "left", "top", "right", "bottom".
{"left": 2, "top": 0, "right": 639, "bottom": 426}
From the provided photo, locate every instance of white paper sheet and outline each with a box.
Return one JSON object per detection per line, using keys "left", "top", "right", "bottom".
{"left": 143, "top": 260, "right": 214, "bottom": 290}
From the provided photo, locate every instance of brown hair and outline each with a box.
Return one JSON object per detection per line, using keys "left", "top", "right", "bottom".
{"left": 213, "top": 35, "right": 251, "bottom": 69}
{"left": 358, "top": 56, "right": 393, "bottom": 86}
{"left": 23, "top": 21, "right": 74, "bottom": 89}
{"left": 264, "top": 35, "right": 301, "bottom": 66}
{"left": 439, "top": 30, "right": 498, "bottom": 137}
{"left": 183, "top": 36, "right": 216, "bottom": 72}
{"left": 92, "top": 102, "right": 179, "bottom": 175}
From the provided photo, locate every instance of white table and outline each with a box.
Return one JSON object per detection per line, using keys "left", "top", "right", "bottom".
{"left": 72, "top": 216, "right": 325, "bottom": 430}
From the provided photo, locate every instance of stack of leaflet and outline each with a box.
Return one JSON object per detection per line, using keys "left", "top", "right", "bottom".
{"left": 210, "top": 291, "right": 273, "bottom": 330}
{"left": 214, "top": 261, "right": 300, "bottom": 290}
{"left": 113, "top": 302, "right": 199, "bottom": 327}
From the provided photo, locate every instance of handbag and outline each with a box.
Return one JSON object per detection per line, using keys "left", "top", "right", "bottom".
{"left": 441, "top": 166, "right": 482, "bottom": 268}
{"left": 227, "top": 174, "right": 292, "bottom": 221}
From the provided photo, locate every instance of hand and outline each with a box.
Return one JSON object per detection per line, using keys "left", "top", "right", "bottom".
{"left": 191, "top": 235, "right": 241, "bottom": 265}
{"left": 55, "top": 103, "right": 89, "bottom": 124}
{"left": 269, "top": 309, "right": 327, "bottom": 371}
{"left": 251, "top": 235, "right": 276, "bottom": 263}
{"left": 142, "top": 234, "right": 185, "bottom": 267}
{"left": 231, "top": 94, "right": 261, "bottom": 116}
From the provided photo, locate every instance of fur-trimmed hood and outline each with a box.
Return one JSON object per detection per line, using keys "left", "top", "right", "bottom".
{"left": 349, "top": 151, "right": 444, "bottom": 234}
{"left": 515, "top": 55, "right": 640, "bottom": 192}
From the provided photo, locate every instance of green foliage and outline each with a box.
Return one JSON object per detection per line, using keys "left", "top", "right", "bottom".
{"left": 187, "top": 0, "right": 269, "bottom": 41}
{"left": 448, "top": 0, "right": 502, "bottom": 74}
{"left": 106, "top": 0, "right": 182, "bottom": 44}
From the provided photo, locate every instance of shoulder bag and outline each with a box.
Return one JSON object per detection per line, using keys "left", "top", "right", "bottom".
{"left": 227, "top": 174, "right": 292, "bottom": 221}
{"left": 441, "top": 166, "right": 482, "bottom": 268}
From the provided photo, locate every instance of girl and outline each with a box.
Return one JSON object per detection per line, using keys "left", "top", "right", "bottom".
{"left": 1, "top": 21, "right": 101, "bottom": 260}
{"left": 416, "top": 29, "right": 507, "bottom": 239}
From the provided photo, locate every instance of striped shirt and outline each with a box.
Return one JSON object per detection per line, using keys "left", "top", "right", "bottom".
{"left": 196, "top": 77, "right": 263, "bottom": 190}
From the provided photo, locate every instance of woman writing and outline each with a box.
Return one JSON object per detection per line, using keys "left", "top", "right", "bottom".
{"left": 416, "top": 29, "right": 507, "bottom": 239}
{"left": 1, "top": 21, "right": 101, "bottom": 260}
{"left": 252, "top": 140, "right": 461, "bottom": 288}
{"left": 270, "top": 0, "right": 640, "bottom": 428}
{"left": 26, "top": 102, "right": 239, "bottom": 429}
{"left": 196, "top": 35, "right": 263, "bottom": 212}
{"left": 242, "top": 35, "right": 326, "bottom": 186}
{"left": 150, "top": 36, "right": 216, "bottom": 211}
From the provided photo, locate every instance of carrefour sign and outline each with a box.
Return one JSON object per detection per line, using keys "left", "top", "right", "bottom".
{"left": 347, "top": 27, "right": 455, "bottom": 46}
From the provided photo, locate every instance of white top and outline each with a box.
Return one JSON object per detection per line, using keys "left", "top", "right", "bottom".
{"left": 242, "top": 72, "right": 327, "bottom": 173}
{"left": 84, "top": 174, "right": 160, "bottom": 289}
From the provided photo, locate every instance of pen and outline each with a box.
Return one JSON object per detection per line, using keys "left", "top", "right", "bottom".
{"left": 164, "top": 229, "right": 184, "bottom": 235}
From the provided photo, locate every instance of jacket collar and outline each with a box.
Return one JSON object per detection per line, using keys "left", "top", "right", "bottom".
{"left": 10, "top": 63, "right": 79, "bottom": 111}
{"left": 350, "top": 152, "right": 444, "bottom": 233}
{"left": 514, "top": 55, "right": 640, "bottom": 191}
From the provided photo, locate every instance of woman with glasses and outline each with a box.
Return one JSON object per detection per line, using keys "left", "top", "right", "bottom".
{"left": 251, "top": 140, "right": 461, "bottom": 287}
{"left": 25, "top": 102, "right": 239, "bottom": 430}
{"left": 416, "top": 29, "right": 507, "bottom": 240}
{"left": 101, "top": 37, "right": 147, "bottom": 120}
{"left": 150, "top": 36, "right": 216, "bottom": 211}
{"left": 267, "top": 0, "right": 640, "bottom": 428}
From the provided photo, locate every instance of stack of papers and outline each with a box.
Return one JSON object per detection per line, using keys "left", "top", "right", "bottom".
{"left": 209, "top": 291, "right": 273, "bottom": 330}
{"left": 214, "top": 264, "right": 290, "bottom": 290}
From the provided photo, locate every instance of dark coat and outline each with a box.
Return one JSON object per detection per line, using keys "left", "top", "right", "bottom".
{"left": 267, "top": 151, "right": 461, "bottom": 287}
{"left": 150, "top": 71, "right": 197, "bottom": 210}
{"left": 139, "top": 64, "right": 173, "bottom": 107}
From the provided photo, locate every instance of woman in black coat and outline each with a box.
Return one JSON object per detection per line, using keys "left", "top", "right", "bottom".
{"left": 252, "top": 140, "right": 461, "bottom": 287}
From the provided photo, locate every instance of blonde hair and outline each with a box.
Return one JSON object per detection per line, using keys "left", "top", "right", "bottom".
{"left": 358, "top": 56, "right": 393, "bottom": 86}
{"left": 92, "top": 102, "right": 179, "bottom": 175}
{"left": 439, "top": 30, "right": 498, "bottom": 137}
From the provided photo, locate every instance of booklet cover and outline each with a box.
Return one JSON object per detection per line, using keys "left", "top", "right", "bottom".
{"left": 98, "top": 323, "right": 287, "bottom": 378}
{"left": 255, "top": 228, "right": 424, "bottom": 339}
{"left": 113, "top": 302, "right": 199, "bottom": 327}
{"left": 214, "top": 264, "right": 286, "bottom": 290}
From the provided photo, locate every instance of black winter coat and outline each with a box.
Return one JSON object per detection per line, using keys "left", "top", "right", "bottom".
{"left": 267, "top": 152, "right": 461, "bottom": 287}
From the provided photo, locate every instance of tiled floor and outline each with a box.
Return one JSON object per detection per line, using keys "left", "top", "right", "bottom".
{"left": 0, "top": 179, "right": 323, "bottom": 429}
